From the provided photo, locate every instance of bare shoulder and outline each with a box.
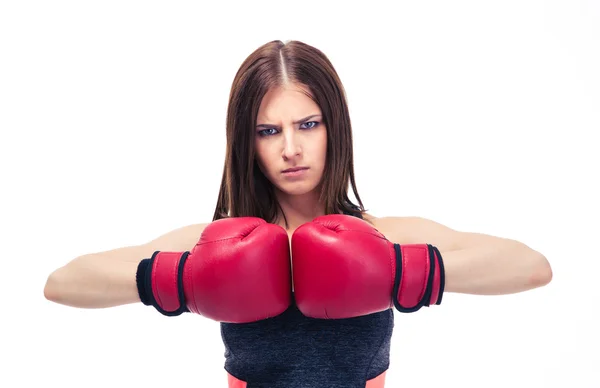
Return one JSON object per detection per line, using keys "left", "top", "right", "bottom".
{"left": 143, "top": 222, "right": 210, "bottom": 252}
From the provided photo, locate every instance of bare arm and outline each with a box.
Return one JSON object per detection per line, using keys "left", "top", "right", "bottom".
{"left": 373, "top": 216, "right": 553, "bottom": 295}
{"left": 44, "top": 223, "right": 208, "bottom": 309}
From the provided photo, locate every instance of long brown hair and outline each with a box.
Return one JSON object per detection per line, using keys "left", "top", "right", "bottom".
{"left": 212, "top": 40, "right": 366, "bottom": 226}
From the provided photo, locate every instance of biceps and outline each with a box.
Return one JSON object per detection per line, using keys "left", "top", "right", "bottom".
{"left": 143, "top": 223, "right": 207, "bottom": 253}
{"left": 382, "top": 217, "right": 464, "bottom": 251}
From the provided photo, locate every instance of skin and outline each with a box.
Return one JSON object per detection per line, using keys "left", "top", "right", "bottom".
{"left": 251, "top": 83, "right": 386, "bottom": 385}
{"left": 253, "top": 81, "right": 552, "bottom": 296}
{"left": 44, "top": 80, "right": 552, "bottom": 388}
{"left": 44, "top": 81, "right": 552, "bottom": 305}
{"left": 254, "top": 83, "right": 329, "bottom": 235}
{"left": 246, "top": 82, "right": 553, "bottom": 387}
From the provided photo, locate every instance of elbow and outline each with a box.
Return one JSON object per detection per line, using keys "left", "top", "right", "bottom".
{"left": 44, "top": 267, "right": 71, "bottom": 304}
{"left": 44, "top": 270, "right": 62, "bottom": 302}
{"left": 529, "top": 253, "right": 553, "bottom": 288}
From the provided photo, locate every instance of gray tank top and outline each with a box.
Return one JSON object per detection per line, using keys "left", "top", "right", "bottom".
{"left": 220, "top": 300, "right": 394, "bottom": 387}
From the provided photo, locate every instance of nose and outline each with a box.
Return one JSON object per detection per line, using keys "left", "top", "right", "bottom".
{"left": 281, "top": 128, "right": 301, "bottom": 160}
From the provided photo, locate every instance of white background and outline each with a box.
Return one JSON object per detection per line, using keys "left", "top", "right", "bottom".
{"left": 2, "top": 1, "right": 598, "bottom": 387}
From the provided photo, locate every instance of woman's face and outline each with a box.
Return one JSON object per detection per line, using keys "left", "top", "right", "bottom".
{"left": 254, "top": 83, "right": 327, "bottom": 198}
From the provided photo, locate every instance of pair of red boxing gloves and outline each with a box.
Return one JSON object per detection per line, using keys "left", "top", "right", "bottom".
{"left": 136, "top": 214, "right": 445, "bottom": 323}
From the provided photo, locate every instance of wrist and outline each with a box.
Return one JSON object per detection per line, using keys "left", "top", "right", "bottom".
{"left": 136, "top": 251, "right": 191, "bottom": 316}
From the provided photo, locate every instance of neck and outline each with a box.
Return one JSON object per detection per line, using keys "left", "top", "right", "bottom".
{"left": 274, "top": 189, "right": 324, "bottom": 231}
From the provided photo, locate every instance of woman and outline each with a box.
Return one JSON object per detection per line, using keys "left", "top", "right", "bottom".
{"left": 44, "top": 40, "right": 553, "bottom": 388}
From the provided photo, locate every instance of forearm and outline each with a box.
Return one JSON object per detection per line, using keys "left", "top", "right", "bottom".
{"left": 44, "top": 251, "right": 141, "bottom": 308}
{"left": 441, "top": 239, "right": 552, "bottom": 295}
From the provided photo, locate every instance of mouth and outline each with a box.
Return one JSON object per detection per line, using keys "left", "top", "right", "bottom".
{"left": 282, "top": 167, "right": 309, "bottom": 173}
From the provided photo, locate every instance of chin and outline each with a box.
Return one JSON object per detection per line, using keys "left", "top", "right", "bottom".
{"left": 274, "top": 181, "right": 321, "bottom": 197}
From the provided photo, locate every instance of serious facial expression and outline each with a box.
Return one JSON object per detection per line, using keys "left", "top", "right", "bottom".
{"left": 254, "top": 83, "right": 327, "bottom": 198}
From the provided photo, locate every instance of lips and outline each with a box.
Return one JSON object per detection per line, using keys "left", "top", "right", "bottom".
{"left": 283, "top": 167, "right": 309, "bottom": 173}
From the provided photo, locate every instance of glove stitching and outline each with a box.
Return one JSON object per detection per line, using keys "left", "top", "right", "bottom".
{"left": 388, "top": 243, "right": 396, "bottom": 308}
{"left": 333, "top": 229, "right": 389, "bottom": 240}
{"left": 419, "top": 246, "right": 429, "bottom": 302}
{"left": 399, "top": 246, "right": 428, "bottom": 310}
{"left": 196, "top": 236, "right": 252, "bottom": 246}
{"left": 151, "top": 260, "right": 164, "bottom": 310}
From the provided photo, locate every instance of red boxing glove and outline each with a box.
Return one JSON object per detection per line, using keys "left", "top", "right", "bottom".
{"left": 291, "top": 214, "right": 445, "bottom": 319}
{"left": 136, "top": 217, "right": 292, "bottom": 323}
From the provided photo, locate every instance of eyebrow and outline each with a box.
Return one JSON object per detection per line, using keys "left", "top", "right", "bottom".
{"left": 256, "top": 114, "right": 321, "bottom": 128}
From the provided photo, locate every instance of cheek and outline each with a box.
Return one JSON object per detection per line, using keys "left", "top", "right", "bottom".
{"left": 317, "top": 133, "right": 328, "bottom": 164}
{"left": 255, "top": 145, "right": 275, "bottom": 171}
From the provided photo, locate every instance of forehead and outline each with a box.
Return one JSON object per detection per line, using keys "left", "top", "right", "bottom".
{"left": 257, "top": 84, "right": 321, "bottom": 122}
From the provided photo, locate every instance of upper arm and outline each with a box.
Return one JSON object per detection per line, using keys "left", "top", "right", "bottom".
{"left": 71, "top": 222, "right": 210, "bottom": 265}
{"left": 142, "top": 223, "right": 209, "bottom": 253}
{"left": 372, "top": 216, "right": 504, "bottom": 252}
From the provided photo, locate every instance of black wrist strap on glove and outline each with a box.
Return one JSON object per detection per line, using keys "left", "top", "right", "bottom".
{"left": 135, "top": 251, "right": 190, "bottom": 316}
{"left": 135, "top": 258, "right": 153, "bottom": 306}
